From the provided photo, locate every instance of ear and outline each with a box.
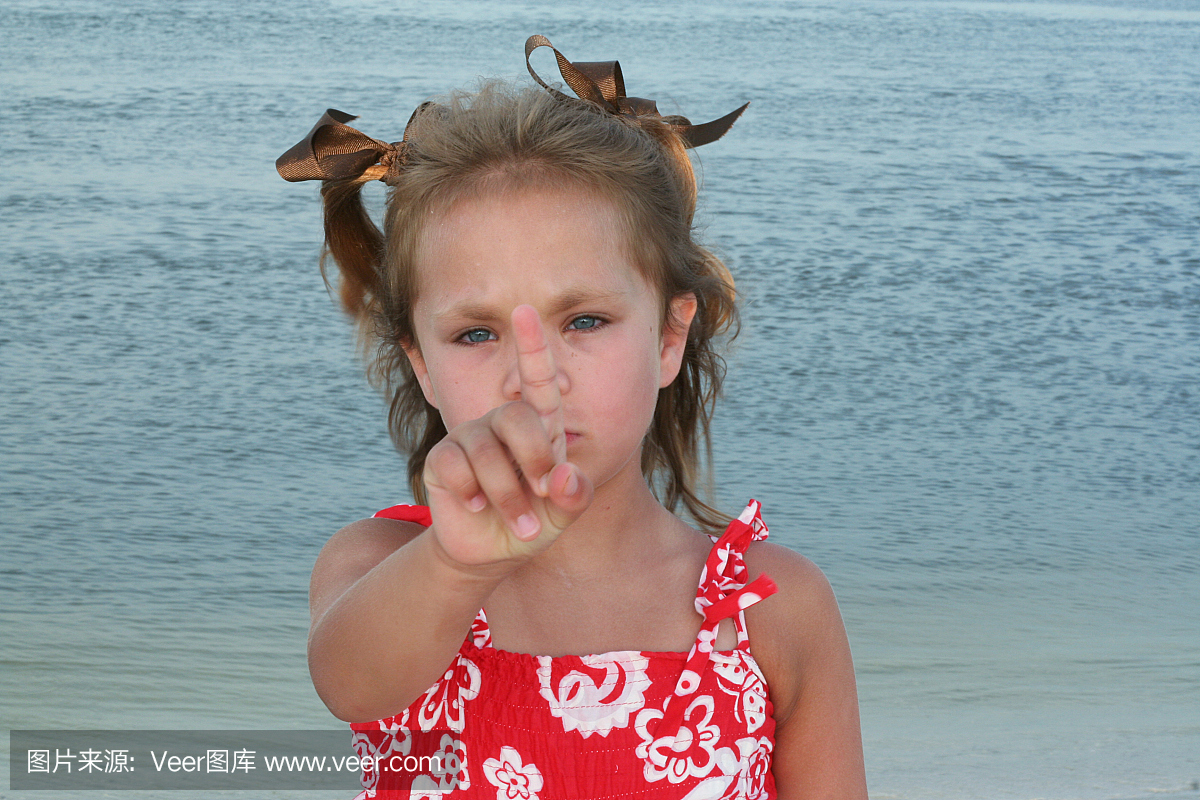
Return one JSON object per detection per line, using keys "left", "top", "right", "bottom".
{"left": 402, "top": 339, "right": 439, "bottom": 408}
{"left": 659, "top": 292, "right": 698, "bottom": 388}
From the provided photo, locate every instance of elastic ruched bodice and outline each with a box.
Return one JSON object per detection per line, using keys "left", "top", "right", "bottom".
{"left": 350, "top": 501, "right": 778, "bottom": 800}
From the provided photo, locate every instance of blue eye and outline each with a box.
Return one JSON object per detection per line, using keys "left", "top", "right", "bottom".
{"left": 568, "top": 316, "right": 601, "bottom": 331}
{"left": 460, "top": 328, "right": 495, "bottom": 344}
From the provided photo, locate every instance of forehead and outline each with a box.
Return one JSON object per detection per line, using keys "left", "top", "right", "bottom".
{"left": 413, "top": 185, "right": 656, "bottom": 312}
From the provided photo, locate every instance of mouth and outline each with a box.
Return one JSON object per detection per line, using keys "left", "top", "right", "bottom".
{"left": 564, "top": 431, "right": 581, "bottom": 445}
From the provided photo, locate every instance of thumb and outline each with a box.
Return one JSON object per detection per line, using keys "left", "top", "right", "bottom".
{"left": 543, "top": 462, "right": 592, "bottom": 529}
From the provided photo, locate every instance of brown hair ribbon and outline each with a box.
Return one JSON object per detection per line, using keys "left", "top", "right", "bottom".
{"left": 276, "top": 108, "right": 415, "bottom": 184}
{"left": 524, "top": 34, "right": 748, "bottom": 149}
{"left": 276, "top": 36, "right": 748, "bottom": 183}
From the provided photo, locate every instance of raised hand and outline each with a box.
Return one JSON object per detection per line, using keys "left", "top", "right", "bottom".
{"left": 422, "top": 305, "right": 592, "bottom": 573}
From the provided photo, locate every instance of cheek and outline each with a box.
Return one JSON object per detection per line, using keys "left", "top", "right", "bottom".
{"left": 593, "top": 350, "right": 661, "bottom": 425}
{"left": 429, "top": 372, "right": 494, "bottom": 430}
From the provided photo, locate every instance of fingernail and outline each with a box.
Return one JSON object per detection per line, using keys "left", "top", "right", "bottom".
{"left": 537, "top": 474, "right": 550, "bottom": 496}
{"left": 467, "top": 494, "right": 486, "bottom": 513}
{"left": 564, "top": 469, "right": 579, "bottom": 497}
{"left": 516, "top": 513, "right": 540, "bottom": 539}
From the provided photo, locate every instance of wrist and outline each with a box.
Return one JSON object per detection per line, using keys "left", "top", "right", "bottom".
{"left": 420, "top": 527, "right": 521, "bottom": 586}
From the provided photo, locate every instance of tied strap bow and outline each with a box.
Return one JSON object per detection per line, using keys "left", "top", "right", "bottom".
{"left": 654, "top": 500, "right": 777, "bottom": 743}
{"left": 525, "top": 34, "right": 748, "bottom": 149}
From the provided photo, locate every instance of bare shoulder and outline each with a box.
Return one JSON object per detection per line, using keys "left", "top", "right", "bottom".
{"left": 309, "top": 517, "right": 425, "bottom": 624}
{"left": 743, "top": 541, "right": 841, "bottom": 633}
{"left": 742, "top": 540, "right": 867, "bottom": 797}
{"left": 744, "top": 540, "right": 833, "bottom": 600}
{"left": 742, "top": 541, "right": 847, "bottom": 723}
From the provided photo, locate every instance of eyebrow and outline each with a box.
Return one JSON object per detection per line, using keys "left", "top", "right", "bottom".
{"left": 435, "top": 287, "right": 629, "bottom": 324}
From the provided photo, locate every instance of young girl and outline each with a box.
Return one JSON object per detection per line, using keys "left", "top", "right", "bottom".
{"left": 278, "top": 36, "right": 866, "bottom": 800}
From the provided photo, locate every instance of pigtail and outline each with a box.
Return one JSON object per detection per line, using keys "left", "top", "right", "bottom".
{"left": 322, "top": 176, "right": 448, "bottom": 505}
{"left": 319, "top": 177, "right": 385, "bottom": 331}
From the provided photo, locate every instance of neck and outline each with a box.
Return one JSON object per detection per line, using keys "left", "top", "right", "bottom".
{"left": 482, "top": 456, "right": 717, "bottom": 656}
{"left": 517, "top": 461, "right": 697, "bottom": 583}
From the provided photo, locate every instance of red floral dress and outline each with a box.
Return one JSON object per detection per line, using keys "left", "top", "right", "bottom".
{"left": 350, "top": 501, "right": 778, "bottom": 799}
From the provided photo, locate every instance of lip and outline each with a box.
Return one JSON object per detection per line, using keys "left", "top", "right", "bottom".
{"left": 564, "top": 431, "right": 582, "bottom": 445}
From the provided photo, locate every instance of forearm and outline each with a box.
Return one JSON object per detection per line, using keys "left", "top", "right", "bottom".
{"left": 307, "top": 528, "right": 505, "bottom": 722}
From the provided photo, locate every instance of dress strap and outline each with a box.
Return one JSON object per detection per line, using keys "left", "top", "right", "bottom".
{"left": 656, "top": 500, "right": 777, "bottom": 741}
{"left": 696, "top": 500, "right": 777, "bottom": 646}
{"left": 470, "top": 607, "right": 493, "bottom": 648}
{"left": 372, "top": 503, "right": 433, "bottom": 526}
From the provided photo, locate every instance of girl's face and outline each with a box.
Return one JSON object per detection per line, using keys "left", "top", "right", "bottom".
{"left": 405, "top": 184, "right": 696, "bottom": 494}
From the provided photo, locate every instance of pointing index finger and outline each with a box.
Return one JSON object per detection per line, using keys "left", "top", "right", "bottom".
{"left": 512, "top": 304, "right": 566, "bottom": 463}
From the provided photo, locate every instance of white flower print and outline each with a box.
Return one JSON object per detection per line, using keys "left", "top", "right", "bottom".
{"left": 350, "top": 731, "right": 382, "bottom": 798}
{"left": 635, "top": 694, "right": 723, "bottom": 784}
{"left": 373, "top": 708, "right": 414, "bottom": 757}
{"left": 416, "top": 654, "right": 481, "bottom": 733}
{"left": 712, "top": 656, "right": 768, "bottom": 734}
{"left": 409, "top": 734, "right": 471, "bottom": 795}
{"left": 350, "top": 711, "right": 415, "bottom": 799}
{"left": 680, "top": 736, "right": 773, "bottom": 800}
{"left": 537, "top": 653, "right": 649, "bottom": 738}
{"left": 734, "top": 737, "right": 774, "bottom": 800}
{"left": 483, "top": 745, "right": 543, "bottom": 800}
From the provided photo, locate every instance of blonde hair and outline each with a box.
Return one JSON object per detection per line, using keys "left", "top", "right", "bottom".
{"left": 318, "top": 82, "right": 739, "bottom": 530}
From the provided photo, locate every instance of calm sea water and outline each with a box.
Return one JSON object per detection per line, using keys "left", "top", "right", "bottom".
{"left": 2, "top": 0, "right": 1198, "bottom": 798}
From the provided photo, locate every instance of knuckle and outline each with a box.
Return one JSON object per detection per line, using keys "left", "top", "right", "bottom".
{"left": 448, "top": 472, "right": 479, "bottom": 497}
{"left": 491, "top": 487, "right": 528, "bottom": 517}
{"left": 491, "top": 402, "right": 516, "bottom": 426}
{"left": 466, "top": 434, "right": 507, "bottom": 465}
{"left": 495, "top": 400, "right": 531, "bottom": 424}
{"left": 523, "top": 372, "right": 555, "bottom": 390}
{"left": 518, "top": 438, "right": 555, "bottom": 470}
{"left": 493, "top": 402, "right": 537, "bottom": 434}
{"left": 425, "top": 440, "right": 461, "bottom": 474}
{"left": 425, "top": 444, "right": 474, "bottom": 489}
{"left": 453, "top": 422, "right": 504, "bottom": 457}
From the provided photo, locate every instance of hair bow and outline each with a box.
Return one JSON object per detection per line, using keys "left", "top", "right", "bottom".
{"left": 524, "top": 34, "right": 748, "bottom": 148}
{"left": 277, "top": 37, "right": 748, "bottom": 184}
{"left": 276, "top": 108, "right": 415, "bottom": 184}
